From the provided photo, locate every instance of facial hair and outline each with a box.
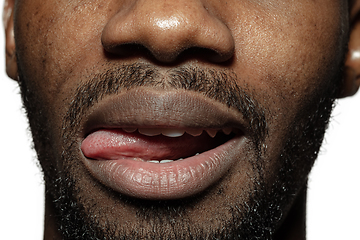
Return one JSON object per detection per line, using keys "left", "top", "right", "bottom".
{"left": 18, "top": 63, "right": 341, "bottom": 240}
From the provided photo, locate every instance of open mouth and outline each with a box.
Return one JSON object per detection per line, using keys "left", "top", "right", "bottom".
{"left": 79, "top": 89, "right": 247, "bottom": 200}
{"left": 82, "top": 127, "right": 238, "bottom": 163}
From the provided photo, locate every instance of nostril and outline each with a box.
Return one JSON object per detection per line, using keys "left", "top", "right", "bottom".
{"left": 163, "top": 47, "right": 233, "bottom": 65}
{"left": 102, "top": 43, "right": 151, "bottom": 59}
{"left": 180, "top": 47, "right": 234, "bottom": 63}
{"left": 102, "top": 42, "right": 182, "bottom": 63}
{"left": 104, "top": 43, "right": 234, "bottom": 65}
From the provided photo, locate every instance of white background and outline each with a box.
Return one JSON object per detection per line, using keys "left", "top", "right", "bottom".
{"left": 0, "top": 25, "right": 359, "bottom": 240}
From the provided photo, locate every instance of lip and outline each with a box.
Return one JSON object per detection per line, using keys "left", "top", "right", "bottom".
{"left": 80, "top": 88, "right": 248, "bottom": 200}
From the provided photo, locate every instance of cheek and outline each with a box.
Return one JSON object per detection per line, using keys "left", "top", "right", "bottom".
{"left": 15, "top": 1, "right": 110, "bottom": 105}
{"left": 14, "top": 1, "right": 111, "bottom": 148}
{"left": 224, "top": 2, "right": 347, "bottom": 181}
{"left": 228, "top": 1, "right": 346, "bottom": 103}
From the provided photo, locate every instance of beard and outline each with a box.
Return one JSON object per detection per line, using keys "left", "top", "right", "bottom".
{"left": 18, "top": 62, "right": 341, "bottom": 240}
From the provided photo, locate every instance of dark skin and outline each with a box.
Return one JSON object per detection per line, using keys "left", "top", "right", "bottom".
{"left": 4, "top": 0, "right": 360, "bottom": 239}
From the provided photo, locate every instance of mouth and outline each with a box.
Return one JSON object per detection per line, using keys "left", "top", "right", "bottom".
{"left": 80, "top": 89, "right": 247, "bottom": 200}
{"left": 82, "top": 127, "right": 238, "bottom": 161}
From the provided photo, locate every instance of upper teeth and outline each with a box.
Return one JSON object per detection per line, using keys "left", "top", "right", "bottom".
{"left": 138, "top": 128, "right": 185, "bottom": 137}
{"left": 122, "top": 127, "right": 233, "bottom": 138}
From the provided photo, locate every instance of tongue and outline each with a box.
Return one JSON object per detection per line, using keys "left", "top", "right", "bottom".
{"left": 81, "top": 129, "right": 219, "bottom": 161}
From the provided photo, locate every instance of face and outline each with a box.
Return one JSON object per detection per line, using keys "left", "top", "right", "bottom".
{"left": 8, "top": 0, "right": 350, "bottom": 239}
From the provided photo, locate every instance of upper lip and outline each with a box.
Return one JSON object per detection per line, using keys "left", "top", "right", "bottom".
{"left": 81, "top": 88, "right": 249, "bottom": 138}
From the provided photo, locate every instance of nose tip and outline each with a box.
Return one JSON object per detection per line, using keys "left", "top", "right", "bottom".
{"left": 101, "top": 0, "right": 235, "bottom": 63}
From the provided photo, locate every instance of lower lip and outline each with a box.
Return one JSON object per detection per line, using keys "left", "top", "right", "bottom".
{"left": 82, "top": 136, "right": 244, "bottom": 200}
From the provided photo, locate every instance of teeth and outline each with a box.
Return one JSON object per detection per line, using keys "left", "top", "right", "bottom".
{"left": 206, "top": 129, "right": 218, "bottom": 138}
{"left": 137, "top": 128, "right": 185, "bottom": 137}
{"left": 161, "top": 129, "right": 185, "bottom": 137}
{"left": 222, "top": 128, "right": 232, "bottom": 135}
{"left": 160, "top": 160, "right": 174, "bottom": 163}
{"left": 185, "top": 129, "right": 203, "bottom": 137}
{"left": 123, "top": 127, "right": 137, "bottom": 133}
{"left": 147, "top": 160, "right": 175, "bottom": 163}
{"left": 138, "top": 128, "right": 162, "bottom": 136}
{"left": 124, "top": 127, "right": 233, "bottom": 137}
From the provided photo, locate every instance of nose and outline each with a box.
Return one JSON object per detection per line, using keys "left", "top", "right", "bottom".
{"left": 101, "top": 0, "right": 235, "bottom": 63}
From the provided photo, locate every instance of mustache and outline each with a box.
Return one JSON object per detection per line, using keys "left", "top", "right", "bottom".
{"left": 64, "top": 63, "right": 268, "bottom": 147}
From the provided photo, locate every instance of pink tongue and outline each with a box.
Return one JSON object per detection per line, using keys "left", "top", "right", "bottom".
{"left": 81, "top": 129, "right": 216, "bottom": 161}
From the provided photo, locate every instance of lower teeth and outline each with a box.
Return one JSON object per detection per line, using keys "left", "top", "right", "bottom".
{"left": 148, "top": 160, "right": 160, "bottom": 163}
{"left": 148, "top": 155, "right": 201, "bottom": 163}
{"left": 160, "top": 160, "right": 173, "bottom": 163}
{"left": 147, "top": 160, "right": 174, "bottom": 163}
{"left": 148, "top": 158, "right": 185, "bottom": 163}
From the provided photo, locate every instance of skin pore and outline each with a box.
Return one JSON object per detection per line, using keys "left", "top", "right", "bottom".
{"left": 4, "top": 0, "right": 360, "bottom": 239}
